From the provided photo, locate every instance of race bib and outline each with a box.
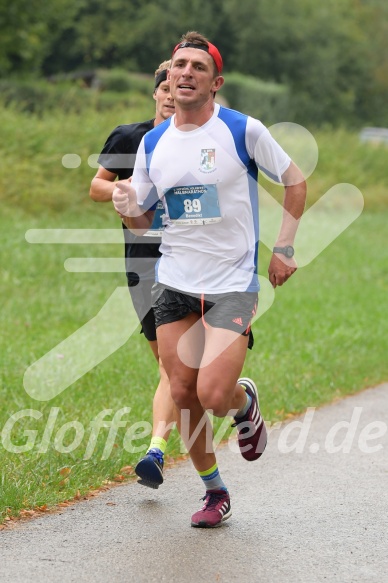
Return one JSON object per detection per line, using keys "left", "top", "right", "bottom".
{"left": 144, "top": 201, "right": 165, "bottom": 237}
{"left": 164, "top": 184, "right": 222, "bottom": 225}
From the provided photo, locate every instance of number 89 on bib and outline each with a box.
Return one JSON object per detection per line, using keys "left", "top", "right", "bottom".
{"left": 163, "top": 184, "right": 222, "bottom": 225}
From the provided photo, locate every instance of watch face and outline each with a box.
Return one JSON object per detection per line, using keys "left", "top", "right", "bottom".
{"left": 285, "top": 246, "right": 294, "bottom": 258}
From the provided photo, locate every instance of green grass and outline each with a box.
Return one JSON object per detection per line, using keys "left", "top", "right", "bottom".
{"left": 249, "top": 212, "right": 388, "bottom": 415}
{"left": 0, "top": 206, "right": 187, "bottom": 518}
{"left": 1, "top": 104, "right": 387, "bottom": 523}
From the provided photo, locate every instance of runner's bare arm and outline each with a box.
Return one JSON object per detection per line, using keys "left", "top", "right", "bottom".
{"left": 268, "top": 161, "right": 307, "bottom": 288}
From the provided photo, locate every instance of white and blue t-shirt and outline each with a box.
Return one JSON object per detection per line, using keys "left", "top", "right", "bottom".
{"left": 132, "top": 104, "right": 291, "bottom": 294}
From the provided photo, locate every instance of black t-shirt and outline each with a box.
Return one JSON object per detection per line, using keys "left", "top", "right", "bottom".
{"left": 97, "top": 120, "right": 161, "bottom": 285}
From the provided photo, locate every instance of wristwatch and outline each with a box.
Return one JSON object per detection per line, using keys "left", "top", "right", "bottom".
{"left": 273, "top": 245, "right": 295, "bottom": 258}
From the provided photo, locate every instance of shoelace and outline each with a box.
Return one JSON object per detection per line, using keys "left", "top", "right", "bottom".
{"left": 201, "top": 491, "right": 226, "bottom": 509}
{"left": 147, "top": 449, "right": 164, "bottom": 465}
{"left": 231, "top": 416, "right": 252, "bottom": 433}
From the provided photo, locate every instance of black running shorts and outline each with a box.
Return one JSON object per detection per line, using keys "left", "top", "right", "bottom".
{"left": 151, "top": 283, "right": 257, "bottom": 349}
{"left": 128, "top": 280, "right": 157, "bottom": 342}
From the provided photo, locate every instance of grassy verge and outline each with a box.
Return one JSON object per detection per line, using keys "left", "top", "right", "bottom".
{"left": 1, "top": 105, "right": 387, "bottom": 524}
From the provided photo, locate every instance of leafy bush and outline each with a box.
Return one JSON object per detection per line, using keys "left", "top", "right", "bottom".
{"left": 0, "top": 72, "right": 302, "bottom": 126}
{"left": 219, "top": 72, "right": 291, "bottom": 124}
{"left": 0, "top": 78, "right": 151, "bottom": 115}
{"left": 96, "top": 69, "right": 154, "bottom": 95}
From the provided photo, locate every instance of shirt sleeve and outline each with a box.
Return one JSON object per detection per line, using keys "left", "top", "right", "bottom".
{"left": 97, "top": 126, "right": 137, "bottom": 177}
{"left": 245, "top": 117, "right": 291, "bottom": 183}
{"left": 131, "top": 138, "right": 159, "bottom": 211}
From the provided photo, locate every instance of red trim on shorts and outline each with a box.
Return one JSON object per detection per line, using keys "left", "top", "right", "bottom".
{"left": 201, "top": 294, "right": 209, "bottom": 329}
{"left": 244, "top": 299, "right": 258, "bottom": 335}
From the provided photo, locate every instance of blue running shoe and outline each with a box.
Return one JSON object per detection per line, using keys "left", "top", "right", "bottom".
{"left": 135, "top": 448, "right": 164, "bottom": 489}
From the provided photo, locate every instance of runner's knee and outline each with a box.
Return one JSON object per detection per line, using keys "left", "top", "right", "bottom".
{"left": 170, "top": 381, "right": 197, "bottom": 409}
{"left": 197, "top": 386, "right": 230, "bottom": 417}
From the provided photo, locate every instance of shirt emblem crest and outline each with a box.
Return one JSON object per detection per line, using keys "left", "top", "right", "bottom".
{"left": 200, "top": 149, "right": 216, "bottom": 172}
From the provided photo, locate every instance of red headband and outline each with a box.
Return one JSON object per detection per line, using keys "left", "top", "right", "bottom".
{"left": 172, "top": 41, "right": 223, "bottom": 74}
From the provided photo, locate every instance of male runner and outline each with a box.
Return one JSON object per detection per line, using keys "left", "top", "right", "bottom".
{"left": 113, "top": 32, "right": 307, "bottom": 527}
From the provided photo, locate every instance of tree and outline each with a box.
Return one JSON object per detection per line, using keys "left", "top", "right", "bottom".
{"left": 224, "top": 0, "right": 374, "bottom": 125}
{"left": 0, "top": 0, "right": 78, "bottom": 77}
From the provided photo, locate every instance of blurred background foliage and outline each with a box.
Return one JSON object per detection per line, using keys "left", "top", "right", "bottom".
{"left": 0, "top": 0, "right": 387, "bottom": 127}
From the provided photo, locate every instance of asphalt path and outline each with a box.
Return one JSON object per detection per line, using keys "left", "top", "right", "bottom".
{"left": 1, "top": 383, "right": 387, "bottom": 583}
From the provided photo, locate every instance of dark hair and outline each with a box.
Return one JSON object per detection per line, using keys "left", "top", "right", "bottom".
{"left": 172, "top": 31, "right": 223, "bottom": 75}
